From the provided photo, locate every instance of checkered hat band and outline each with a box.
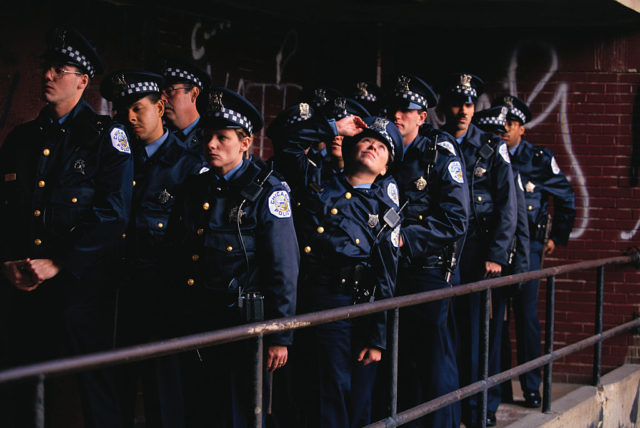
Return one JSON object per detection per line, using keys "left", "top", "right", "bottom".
{"left": 477, "top": 116, "right": 505, "bottom": 125}
{"left": 510, "top": 107, "right": 527, "bottom": 123}
{"left": 213, "top": 108, "right": 253, "bottom": 135}
{"left": 165, "top": 67, "right": 203, "bottom": 89}
{"left": 453, "top": 86, "right": 478, "bottom": 98}
{"left": 286, "top": 115, "right": 311, "bottom": 125}
{"left": 369, "top": 126, "right": 394, "bottom": 158}
{"left": 355, "top": 93, "right": 377, "bottom": 102}
{"left": 120, "top": 82, "right": 160, "bottom": 97}
{"left": 56, "top": 46, "right": 95, "bottom": 77}
{"left": 395, "top": 90, "right": 428, "bottom": 109}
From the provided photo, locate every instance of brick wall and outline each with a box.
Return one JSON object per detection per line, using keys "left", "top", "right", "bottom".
{"left": 2, "top": 4, "right": 640, "bottom": 383}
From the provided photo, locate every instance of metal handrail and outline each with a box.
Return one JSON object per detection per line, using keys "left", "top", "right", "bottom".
{"left": 0, "top": 253, "right": 637, "bottom": 428}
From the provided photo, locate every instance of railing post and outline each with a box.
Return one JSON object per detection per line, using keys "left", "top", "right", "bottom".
{"left": 252, "top": 334, "right": 264, "bottom": 428}
{"left": 593, "top": 266, "right": 605, "bottom": 386}
{"left": 480, "top": 289, "right": 490, "bottom": 428}
{"left": 542, "top": 275, "right": 555, "bottom": 413}
{"left": 35, "top": 373, "right": 45, "bottom": 428}
{"left": 389, "top": 307, "right": 399, "bottom": 420}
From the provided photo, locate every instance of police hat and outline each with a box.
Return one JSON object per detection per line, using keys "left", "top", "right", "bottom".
{"left": 299, "top": 87, "right": 344, "bottom": 111}
{"left": 352, "top": 81, "right": 382, "bottom": 115}
{"left": 442, "top": 73, "right": 484, "bottom": 105}
{"left": 385, "top": 73, "right": 438, "bottom": 111}
{"left": 43, "top": 26, "right": 104, "bottom": 78}
{"left": 100, "top": 71, "right": 165, "bottom": 109}
{"left": 345, "top": 116, "right": 404, "bottom": 165}
{"left": 160, "top": 58, "right": 211, "bottom": 91}
{"left": 198, "top": 87, "right": 263, "bottom": 136}
{"left": 326, "top": 97, "right": 371, "bottom": 121}
{"left": 265, "top": 102, "right": 316, "bottom": 144}
{"left": 473, "top": 106, "right": 508, "bottom": 134}
{"left": 492, "top": 94, "right": 532, "bottom": 125}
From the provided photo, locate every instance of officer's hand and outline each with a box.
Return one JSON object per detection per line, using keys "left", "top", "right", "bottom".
{"left": 544, "top": 239, "right": 556, "bottom": 256}
{"left": 357, "top": 347, "right": 382, "bottom": 366}
{"left": 27, "top": 259, "right": 60, "bottom": 285}
{"left": 484, "top": 261, "right": 502, "bottom": 278}
{"left": 2, "top": 259, "right": 39, "bottom": 290}
{"left": 336, "top": 115, "right": 367, "bottom": 137}
{"left": 266, "top": 345, "right": 288, "bottom": 372}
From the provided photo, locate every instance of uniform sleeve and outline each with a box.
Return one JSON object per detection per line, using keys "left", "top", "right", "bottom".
{"left": 487, "top": 142, "right": 517, "bottom": 265}
{"left": 541, "top": 152, "right": 576, "bottom": 246}
{"left": 257, "top": 184, "right": 300, "bottom": 346}
{"left": 56, "top": 125, "right": 134, "bottom": 279}
{"left": 513, "top": 173, "right": 530, "bottom": 274}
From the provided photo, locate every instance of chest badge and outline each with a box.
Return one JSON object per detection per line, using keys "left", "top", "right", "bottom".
{"left": 414, "top": 176, "right": 427, "bottom": 191}
{"left": 229, "top": 206, "right": 246, "bottom": 224}
{"left": 474, "top": 166, "right": 486, "bottom": 177}
{"left": 157, "top": 189, "right": 172, "bottom": 204}
{"left": 525, "top": 181, "right": 536, "bottom": 193}
{"left": 368, "top": 214, "right": 379, "bottom": 228}
{"left": 73, "top": 159, "right": 86, "bottom": 175}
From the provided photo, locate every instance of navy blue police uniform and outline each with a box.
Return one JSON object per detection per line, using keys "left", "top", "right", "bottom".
{"left": 0, "top": 27, "right": 133, "bottom": 428}
{"left": 474, "top": 106, "right": 531, "bottom": 424}
{"left": 386, "top": 74, "right": 469, "bottom": 428}
{"left": 170, "top": 88, "right": 299, "bottom": 428}
{"left": 101, "top": 71, "right": 206, "bottom": 428}
{"left": 273, "top": 109, "right": 402, "bottom": 428}
{"left": 160, "top": 58, "right": 211, "bottom": 151}
{"left": 442, "top": 74, "right": 517, "bottom": 427}
{"left": 492, "top": 95, "right": 575, "bottom": 408}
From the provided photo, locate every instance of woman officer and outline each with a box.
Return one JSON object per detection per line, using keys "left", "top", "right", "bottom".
{"left": 273, "top": 106, "right": 403, "bottom": 428}
{"left": 169, "top": 87, "right": 299, "bottom": 428}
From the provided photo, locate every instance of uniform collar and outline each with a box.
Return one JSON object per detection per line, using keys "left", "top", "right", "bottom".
{"left": 223, "top": 159, "right": 244, "bottom": 181}
{"left": 145, "top": 129, "right": 169, "bottom": 159}
{"left": 181, "top": 116, "right": 200, "bottom": 138}
{"left": 509, "top": 141, "right": 521, "bottom": 155}
{"left": 460, "top": 123, "right": 483, "bottom": 147}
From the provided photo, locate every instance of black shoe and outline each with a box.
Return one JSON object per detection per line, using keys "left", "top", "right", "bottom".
{"left": 486, "top": 410, "right": 497, "bottom": 427}
{"left": 523, "top": 390, "right": 542, "bottom": 408}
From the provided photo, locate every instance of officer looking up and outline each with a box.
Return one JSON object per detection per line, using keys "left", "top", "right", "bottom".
{"left": 492, "top": 94, "right": 575, "bottom": 409}
{"left": 441, "top": 73, "right": 517, "bottom": 428}
{"left": 386, "top": 73, "right": 469, "bottom": 428}
{"left": 0, "top": 27, "right": 133, "bottom": 428}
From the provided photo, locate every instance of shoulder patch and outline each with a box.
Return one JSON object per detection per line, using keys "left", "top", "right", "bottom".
{"left": 448, "top": 161, "right": 464, "bottom": 184}
{"left": 550, "top": 156, "right": 560, "bottom": 174}
{"left": 498, "top": 143, "right": 511, "bottom": 164}
{"left": 437, "top": 141, "right": 457, "bottom": 156}
{"left": 517, "top": 173, "right": 524, "bottom": 191}
{"left": 391, "top": 225, "right": 401, "bottom": 248}
{"left": 110, "top": 128, "right": 130, "bottom": 154}
{"left": 268, "top": 190, "right": 292, "bottom": 218}
{"left": 387, "top": 182, "right": 400, "bottom": 206}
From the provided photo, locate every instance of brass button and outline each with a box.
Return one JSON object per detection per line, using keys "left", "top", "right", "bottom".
{"left": 34, "top": 210, "right": 41, "bottom": 217}
{"left": 345, "top": 192, "right": 352, "bottom": 199}
{"left": 43, "top": 148, "right": 50, "bottom": 156}
{"left": 304, "top": 246, "right": 311, "bottom": 253}
{"left": 296, "top": 202, "right": 301, "bottom": 207}
{"left": 157, "top": 222, "right": 164, "bottom": 229}
{"left": 477, "top": 196, "right": 482, "bottom": 202}
{"left": 226, "top": 246, "right": 233, "bottom": 252}
{"left": 418, "top": 215, "right": 423, "bottom": 221}
{"left": 122, "top": 233, "right": 126, "bottom": 239}
{"left": 316, "top": 226, "right": 324, "bottom": 234}
{"left": 528, "top": 205, "right": 533, "bottom": 211}
{"left": 202, "top": 202, "right": 210, "bottom": 210}
{"left": 196, "top": 228, "right": 204, "bottom": 236}
{"left": 38, "top": 180, "right": 45, "bottom": 188}
{"left": 132, "top": 180, "right": 136, "bottom": 187}
{"left": 355, "top": 238, "right": 360, "bottom": 244}
{"left": 192, "top": 254, "right": 200, "bottom": 262}
{"left": 331, "top": 208, "right": 338, "bottom": 215}
{"left": 71, "top": 197, "right": 78, "bottom": 203}
{"left": 187, "top": 278, "right": 195, "bottom": 286}
{"left": 34, "top": 238, "right": 42, "bottom": 246}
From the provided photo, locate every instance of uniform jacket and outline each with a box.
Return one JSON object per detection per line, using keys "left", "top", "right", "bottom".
{"left": 171, "top": 156, "right": 299, "bottom": 345}
{"left": 0, "top": 98, "right": 134, "bottom": 280}
{"left": 172, "top": 117, "right": 203, "bottom": 152}
{"left": 509, "top": 139, "right": 575, "bottom": 246}
{"left": 511, "top": 172, "right": 530, "bottom": 274}
{"left": 459, "top": 123, "right": 517, "bottom": 265}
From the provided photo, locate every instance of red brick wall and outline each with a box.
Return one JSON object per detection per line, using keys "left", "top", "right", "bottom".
{"left": 2, "top": 5, "right": 640, "bottom": 383}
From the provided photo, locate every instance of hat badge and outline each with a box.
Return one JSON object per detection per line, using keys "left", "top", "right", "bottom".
{"left": 53, "top": 28, "right": 67, "bottom": 49}
{"left": 396, "top": 75, "right": 411, "bottom": 93}
{"left": 356, "top": 82, "right": 369, "bottom": 97}
{"left": 113, "top": 72, "right": 127, "bottom": 90}
{"left": 504, "top": 96, "right": 514, "bottom": 108}
{"left": 460, "top": 74, "right": 472, "bottom": 89}
{"left": 209, "top": 90, "right": 224, "bottom": 112}
{"left": 299, "top": 103, "right": 311, "bottom": 120}
{"left": 313, "top": 88, "right": 328, "bottom": 105}
{"left": 372, "top": 117, "right": 389, "bottom": 132}
{"left": 498, "top": 107, "right": 508, "bottom": 122}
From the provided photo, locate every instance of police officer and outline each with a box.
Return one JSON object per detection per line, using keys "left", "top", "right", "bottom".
{"left": 170, "top": 87, "right": 299, "bottom": 427}
{"left": 440, "top": 73, "right": 517, "bottom": 428}
{"left": 385, "top": 73, "right": 469, "bottom": 428}
{"left": 351, "top": 81, "right": 383, "bottom": 116}
{"left": 492, "top": 94, "right": 575, "bottom": 409}
{"left": 473, "top": 106, "right": 530, "bottom": 426}
{"left": 101, "top": 70, "right": 206, "bottom": 428}
{"left": 160, "top": 58, "right": 211, "bottom": 150}
{"left": 0, "top": 27, "right": 133, "bottom": 427}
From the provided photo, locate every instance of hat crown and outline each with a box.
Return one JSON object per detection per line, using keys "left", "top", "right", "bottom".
{"left": 53, "top": 28, "right": 67, "bottom": 50}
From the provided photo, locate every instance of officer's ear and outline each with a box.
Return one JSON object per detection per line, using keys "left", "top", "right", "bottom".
{"left": 77, "top": 73, "right": 89, "bottom": 91}
{"left": 190, "top": 86, "right": 200, "bottom": 103}
{"left": 155, "top": 98, "right": 165, "bottom": 117}
{"left": 519, "top": 125, "right": 526, "bottom": 137}
{"left": 418, "top": 110, "right": 428, "bottom": 125}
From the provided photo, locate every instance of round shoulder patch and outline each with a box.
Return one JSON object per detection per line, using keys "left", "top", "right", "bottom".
{"left": 391, "top": 226, "right": 401, "bottom": 248}
{"left": 448, "top": 161, "right": 464, "bottom": 184}
{"left": 387, "top": 182, "right": 400, "bottom": 207}
{"left": 498, "top": 143, "right": 511, "bottom": 164}
{"left": 437, "top": 141, "right": 457, "bottom": 156}
{"left": 110, "top": 127, "right": 130, "bottom": 154}
{"left": 268, "top": 190, "right": 292, "bottom": 218}
{"left": 517, "top": 173, "right": 524, "bottom": 191}
{"left": 550, "top": 156, "right": 561, "bottom": 175}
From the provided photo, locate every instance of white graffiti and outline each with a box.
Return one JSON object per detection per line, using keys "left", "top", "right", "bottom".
{"left": 506, "top": 43, "right": 589, "bottom": 239}
{"left": 191, "top": 20, "right": 231, "bottom": 61}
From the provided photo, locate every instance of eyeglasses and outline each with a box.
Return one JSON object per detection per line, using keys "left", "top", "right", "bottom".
{"left": 162, "top": 86, "right": 191, "bottom": 97}
{"left": 44, "top": 66, "right": 83, "bottom": 79}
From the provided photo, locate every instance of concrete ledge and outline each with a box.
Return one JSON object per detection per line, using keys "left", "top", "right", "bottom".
{"left": 506, "top": 364, "right": 640, "bottom": 428}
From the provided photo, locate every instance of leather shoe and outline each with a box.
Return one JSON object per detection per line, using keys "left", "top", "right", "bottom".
{"left": 523, "top": 390, "right": 542, "bottom": 408}
{"left": 486, "top": 410, "right": 497, "bottom": 426}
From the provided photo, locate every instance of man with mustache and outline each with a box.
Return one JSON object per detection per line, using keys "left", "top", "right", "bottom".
{"left": 441, "top": 73, "right": 517, "bottom": 428}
